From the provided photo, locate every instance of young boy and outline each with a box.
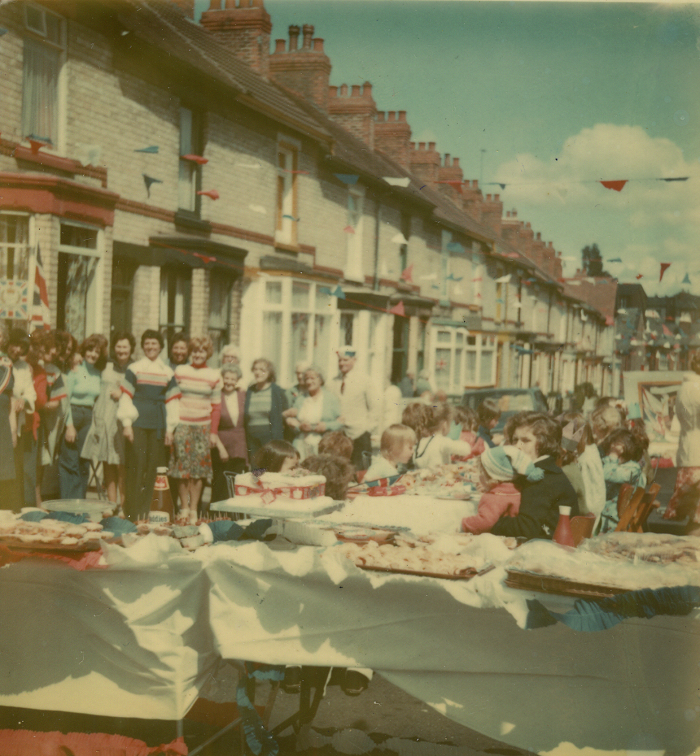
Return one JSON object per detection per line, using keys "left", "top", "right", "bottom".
{"left": 461, "top": 446, "right": 543, "bottom": 534}
{"left": 365, "top": 424, "right": 416, "bottom": 482}
{"left": 490, "top": 412, "right": 578, "bottom": 540}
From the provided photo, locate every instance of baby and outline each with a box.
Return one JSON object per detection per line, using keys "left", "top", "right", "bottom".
{"left": 461, "top": 445, "right": 543, "bottom": 534}
{"left": 365, "top": 424, "right": 416, "bottom": 482}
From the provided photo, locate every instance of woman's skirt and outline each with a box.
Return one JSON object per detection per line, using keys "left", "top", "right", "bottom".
{"left": 168, "top": 424, "right": 212, "bottom": 480}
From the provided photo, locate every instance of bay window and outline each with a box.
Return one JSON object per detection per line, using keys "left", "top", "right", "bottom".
{"left": 0, "top": 214, "right": 31, "bottom": 322}
{"left": 433, "top": 328, "right": 497, "bottom": 394}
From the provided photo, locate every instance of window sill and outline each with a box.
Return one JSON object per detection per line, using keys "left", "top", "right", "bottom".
{"left": 273, "top": 241, "right": 300, "bottom": 255}
{"left": 174, "top": 211, "right": 211, "bottom": 233}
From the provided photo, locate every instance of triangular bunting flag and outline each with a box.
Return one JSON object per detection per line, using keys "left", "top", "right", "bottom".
{"left": 143, "top": 174, "right": 163, "bottom": 196}
{"left": 495, "top": 274, "right": 511, "bottom": 284}
{"left": 446, "top": 273, "right": 463, "bottom": 282}
{"left": 334, "top": 174, "right": 359, "bottom": 184}
{"left": 135, "top": 145, "right": 159, "bottom": 153}
{"left": 197, "top": 189, "right": 219, "bottom": 200}
{"left": 27, "top": 137, "right": 50, "bottom": 154}
{"left": 636, "top": 274, "right": 643, "bottom": 279}
{"left": 683, "top": 273, "right": 691, "bottom": 285}
{"left": 400, "top": 265, "right": 414, "bottom": 283}
{"left": 181, "top": 154, "right": 208, "bottom": 165}
{"left": 659, "top": 262, "right": 671, "bottom": 281}
{"left": 343, "top": 226, "right": 355, "bottom": 234}
{"left": 282, "top": 214, "right": 300, "bottom": 222}
{"left": 389, "top": 301, "right": 405, "bottom": 317}
{"left": 446, "top": 242, "right": 465, "bottom": 254}
{"left": 659, "top": 176, "right": 689, "bottom": 182}
{"left": 600, "top": 180, "right": 628, "bottom": 192}
{"left": 331, "top": 286, "right": 345, "bottom": 299}
{"left": 392, "top": 233, "right": 409, "bottom": 245}
{"left": 607, "top": 258, "right": 623, "bottom": 263}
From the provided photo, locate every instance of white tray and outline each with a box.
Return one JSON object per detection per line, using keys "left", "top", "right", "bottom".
{"left": 209, "top": 497, "right": 343, "bottom": 519}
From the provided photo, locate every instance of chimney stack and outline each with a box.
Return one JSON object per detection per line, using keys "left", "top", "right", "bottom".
{"left": 201, "top": 0, "right": 272, "bottom": 77}
{"left": 437, "top": 152, "right": 464, "bottom": 208}
{"left": 409, "top": 140, "right": 440, "bottom": 185}
{"left": 480, "top": 191, "right": 503, "bottom": 236}
{"left": 328, "top": 81, "right": 377, "bottom": 148}
{"left": 462, "top": 179, "right": 483, "bottom": 222}
{"left": 375, "top": 109, "right": 412, "bottom": 169}
{"left": 270, "top": 23, "right": 332, "bottom": 109}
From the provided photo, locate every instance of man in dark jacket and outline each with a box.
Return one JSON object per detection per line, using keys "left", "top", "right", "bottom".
{"left": 491, "top": 412, "right": 578, "bottom": 540}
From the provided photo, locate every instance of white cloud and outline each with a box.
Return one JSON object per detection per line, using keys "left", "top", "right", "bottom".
{"left": 492, "top": 123, "right": 700, "bottom": 296}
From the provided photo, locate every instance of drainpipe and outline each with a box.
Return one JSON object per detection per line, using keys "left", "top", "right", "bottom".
{"left": 373, "top": 197, "right": 381, "bottom": 291}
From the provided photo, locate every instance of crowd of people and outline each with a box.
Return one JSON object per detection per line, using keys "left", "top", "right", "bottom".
{"left": 1, "top": 320, "right": 692, "bottom": 536}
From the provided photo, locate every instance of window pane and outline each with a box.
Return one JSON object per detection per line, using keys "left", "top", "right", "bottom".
{"left": 456, "top": 331, "right": 465, "bottom": 344}
{"left": 22, "top": 38, "right": 60, "bottom": 144}
{"left": 340, "top": 313, "right": 353, "bottom": 347}
{"left": 453, "top": 347, "right": 463, "bottom": 388}
{"left": 314, "top": 315, "right": 331, "bottom": 365}
{"left": 435, "top": 349, "right": 451, "bottom": 392}
{"left": 0, "top": 215, "right": 29, "bottom": 281}
{"left": 292, "top": 281, "right": 310, "bottom": 310}
{"left": 58, "top": 253, "right": 98, "bottom": 342}
{"left": 209, "top": 275, "right": 231, "bottom": 330}
{"left": 481, "top": 350, "right": 494, "bottom": 385}
{"left": 266, "top": 281, "right": 282, "bottom": 305}
{"left": 262, "top": 312, "right": 283, "bottom": 369}
{"left": 60, "top": 224, "right": 97, "bottom": 249}
{"left": 465, "top": 351, "right": 477, "bottom": 384}
{"left": 436, "top": 331, "right": 451, "bottom": 344}
{"left": 291, "top": 312, "right": 310, "bottom": 367}
{"left": 315, "top": 286, "right": 331, "bottom": 311}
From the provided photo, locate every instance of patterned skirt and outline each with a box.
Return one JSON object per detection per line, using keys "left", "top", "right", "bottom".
{"left": 168, "top": 424, "right": 212, "bottom": 480}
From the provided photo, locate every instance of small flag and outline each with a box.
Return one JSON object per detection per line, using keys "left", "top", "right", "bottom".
{"left": 392, "top": 233, "right": 409, "bottom": 245}
{"left": 181, "top": 154, "right": 208, "bottom": 165}
{"left": 636, "top": 274, "right": 643, "bottom": 279}
{"left": 330, "top": 286, "right": 345, "bottom": 299}
{"left": 282, "top": 214, "right": 300, "bottom": 222}
{"left": 334, "top": 174, "right": 359, "bottom": 184}
{"left": 27, "top": 137, "right": 50, "bottom": 155}
{"left": 31, "top": 245, "right": 50, "bottom": 331}
{"left": 446, "top": 273, "right": 463, "bottom": 282}
{"left": 383, "top": 177, "right": 411, "bottom": 188}
{"left": 135, "top": 145, "right": 159, "bottom": 153}
{"left": 197, "top": 189, "right": 219, "bottom": 200}
{"left": 658, "top": 176, "right": 689, "bottom": 182}
{"left": 143, "top": 174, "right": 163, "bottom": 196}
{"left": 343, "top": 226, "right": 355, "bottom": 234}
{"left": 389, "top": 301, "right": 405, "bottom": 317}
{"left": 600, "top": 180, "right": 628, "bottom": 192}
{"left": 400, "top": 265, "right": 414, "bottom": 283}
{"left": 659, "top": 262, "right": 671, "bottom": 281}
{"left": 607, "top": 258, "right": 623, "bottom": 263}
{"left": 683, "top": 273, "right": 691, "bottom": 285}
{"left": 495, "top": 274, "right": 511, "bottom": 284}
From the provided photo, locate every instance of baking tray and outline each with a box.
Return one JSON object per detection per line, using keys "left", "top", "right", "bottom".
{"left": 357, "top": 563, "right": 495, "bottom": 581}
{"left": 0, "top": 536, "right": 104, "bottom": 553}
{"left": 505, "top": 569, "right": 630, "bottom": 598}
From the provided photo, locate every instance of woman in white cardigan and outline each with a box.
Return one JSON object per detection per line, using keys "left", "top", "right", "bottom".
{"left": 663, "top": 352, "right": 700, "bottom": 531}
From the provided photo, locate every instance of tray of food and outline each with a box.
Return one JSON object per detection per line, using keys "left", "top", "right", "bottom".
{"left": 505, "top": 569, "right": 629, "bottom": 598}
{"left": 0, "top": 536, "right": 105, "bottom": 552}
{"left": 359, "top": 563, "right": 494, "bottom": 581}
{"left": 333, "top": 526, "right": 398, "bottom": 545}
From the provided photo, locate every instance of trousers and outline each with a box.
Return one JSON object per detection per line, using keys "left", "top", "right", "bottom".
{"left": 124, "top": 427, "right": 166, "bottom": 520}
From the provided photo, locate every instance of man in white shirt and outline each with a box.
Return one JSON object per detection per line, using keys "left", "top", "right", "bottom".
{"left": 330, "top": 348, "right": 382, "bottom": 470}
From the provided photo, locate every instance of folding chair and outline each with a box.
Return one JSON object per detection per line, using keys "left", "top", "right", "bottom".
{"left": 616, "top": 483, "right": 661, "bottom": 533}
{"left": 88, "top": 460, "right": 108, "bottom": 501}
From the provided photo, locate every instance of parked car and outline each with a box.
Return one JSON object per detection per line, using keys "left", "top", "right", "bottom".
{"left": 459, "top": 387, "right": 549, "bottom": 433}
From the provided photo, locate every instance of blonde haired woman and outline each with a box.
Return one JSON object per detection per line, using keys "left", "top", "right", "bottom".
{"left": 169, "top": 335, "right": 222, "bottom": 521}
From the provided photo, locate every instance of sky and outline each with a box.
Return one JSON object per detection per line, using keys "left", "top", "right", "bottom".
{"left": 197, "top": 1, "right": 700, "bottom": 296}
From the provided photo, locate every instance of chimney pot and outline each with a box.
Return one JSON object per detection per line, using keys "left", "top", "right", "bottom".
{"left": 418, "top": 142, "right": 426, "bottom": 150}
{"left": 312, "top": 38, "right": 324, "bottom": 52}
{"left": 506, "top": 211, "right": 511, "bottom": 218}
{"left": 409, "top": 141, "right": 415, "bottom": 150}
{"left": 494, "top": 194, "right": 500, "bottom": 201}
{"left": 302, "top": 23, "right": 314, "bottom": 49}
{"left": 428, "top": 141, "right": 436, "bottom": 151}
{"left": 526, "top": 222, "right": 531, "bottom": 229}
{"left": 536, "top": 232, "right": 541, "bottom": 240}
{"left": 486, "top": 194, "right": 492, "bottom": 201}
{"left": 387, "top": 110, "right": 395, "bottom": 121}
{"left": 274, "top": 38, "right": 285, "bottom": 53}
{"left": 288, "top": 25, "right": 300, "bottom": 51}
{"left": 453, "top": 157, "right": 460, "bottom": 168}
{"left": 208, "top": 0, "right": 222, "bottom": 9}
{"left": 363, "top": 82, "right": 372, "bottom": 97}
{"left": 329, "top": 85, "right": 338, "bottom": 97}
{"left": 351, "top": 84, "right": 361, "bottom": 97}
{"left": 512, "top": 210, "right": 517, "bottom": 217}
{"left": 444, "top": 153, "right": 450, "bottom": 166}
{"left": 473, "top": 179, "right": 478, "bottom": 188}
{"left": 398, "top": 110, "right": 407, "bottom": 122}
{"left": 376, "top": 111, "right": 385, "bottom": 122}
{"left": 340, "top": 83, "right": 348, "bottom": 96}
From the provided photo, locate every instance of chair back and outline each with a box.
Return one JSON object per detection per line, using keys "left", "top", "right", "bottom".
{"left": 223, "top": 471, "right": 237, "bottom": 498}
{"left": 615, "top": 483, "right": 661, "bottom": 533}
{"left": 616, "top": 483, "right": 636, "bottom": 519}
{"left": 570, "top": 514, "right": 596, "bottom": 546}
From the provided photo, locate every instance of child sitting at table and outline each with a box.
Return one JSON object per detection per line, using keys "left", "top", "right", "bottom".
{"left": 318, "top": 430, "right": 353, "bottom": 461}
{"left": 598, "top": 427, "right": 647, "bottom": 533}
{"left": 490, "top": 411, "right": 578, "bottom": 540}
{"left": 301, "top": 453, "right": 355, "bottom": 500}
{"left": 403, "top": 402, "right": 472, "bottom": 469}
{"left": 473, "top": 398, "right": 501, "bottom": 454}
{"left": 454, "top": 406, "right": 478, "bottom": 449}
{"left": 365, "top": 424, "right": 416, "bottom": 482}
{"left": 461, "top": 445, "right": 543, "bottom": 534}
{"left": 252, "top": 439, "right": 299, "bottom": 474}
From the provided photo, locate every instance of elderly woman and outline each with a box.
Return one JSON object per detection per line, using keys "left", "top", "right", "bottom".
{"left": 244, "top": 358, "right": 288, "bottom": 460}
{"left": 285, "top": 365, "right": 342, "bottom": 460}
{"left": 663, "top": 351, "right": 700, "bottom": 532}
{"left": 211, "top": 363, "right": 248, "bottom": 504}
{"left": 287, "top": 360, "right": 311, "bottom": 406}
{"left": 58, "top": 334, "right": 108, "bottom": 499}
{"left": 169, "top": 335, "right": 222, "bottom": 521}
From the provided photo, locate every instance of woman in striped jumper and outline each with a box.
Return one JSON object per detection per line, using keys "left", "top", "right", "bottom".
{"left": 169, "top": 335, "right": 222, "bottom": 521}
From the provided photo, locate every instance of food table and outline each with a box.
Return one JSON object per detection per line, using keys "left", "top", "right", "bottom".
{"left": 1, "top": 490, "right": 699, "bottom": 755}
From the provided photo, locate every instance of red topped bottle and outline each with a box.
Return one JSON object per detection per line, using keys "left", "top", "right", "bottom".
{"left": 553, "top": 505, "right": 575, "bottom": 547}
{"left": 150, "top": 467, "right": 174, "bottom": 524}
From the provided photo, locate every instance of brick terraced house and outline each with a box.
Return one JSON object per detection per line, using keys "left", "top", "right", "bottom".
{"left": 0, "top": 0, "right": 619, "bottom": 396}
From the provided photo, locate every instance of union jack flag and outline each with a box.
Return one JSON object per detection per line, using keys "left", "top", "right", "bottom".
{"left": 31, "top": 245, "right": 50, "bottom": 331}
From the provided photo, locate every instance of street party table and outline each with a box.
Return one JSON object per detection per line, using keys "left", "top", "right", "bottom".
{"left": 0, "top": 526, "right": 699, "bottom": 755}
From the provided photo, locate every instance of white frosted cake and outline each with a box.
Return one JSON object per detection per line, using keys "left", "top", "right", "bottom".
{"left": 233, "top": 471, "right": 326, "bottom": 499}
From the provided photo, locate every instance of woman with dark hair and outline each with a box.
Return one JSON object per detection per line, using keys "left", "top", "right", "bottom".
{"left": 58, "top": 334, "right": 108, "bottom": 499}
{"left": 244, "top": 358, "right": 288, "bottom": 460}
{"left": 211, "top": 364, "right": 248, "bottom": 503}
{"left": 118, "top": 329, "right": 181, "bottom": 520}
{"left": 81, "top": 331, "right": 136, "bottom": 507}
{"left": 491, "top": 411, "right": 578, "bottom": 540}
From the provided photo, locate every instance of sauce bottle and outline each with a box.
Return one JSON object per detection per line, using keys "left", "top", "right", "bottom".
{"left": 150, "top": 467, "right": 174, "bottom": 524}
{"left": 553, "top": 505, "right": 575, "bottom": 547}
